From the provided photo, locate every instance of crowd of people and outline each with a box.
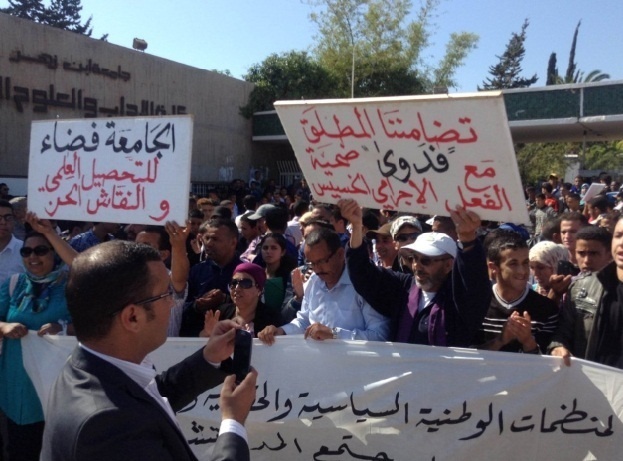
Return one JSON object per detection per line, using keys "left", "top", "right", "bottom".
{"left": 1, "top": 170, "right": 623, "bottom": 460}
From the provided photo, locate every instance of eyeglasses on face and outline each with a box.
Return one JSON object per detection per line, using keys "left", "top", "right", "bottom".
{"left": 306, "top": 248, "right": 338, "bottom": 269}
{"left": 402, "top": 253, "right": 451, "bottom": 267}
{"left": 108, "top": 287, "right": 174, "bottom": 317}
{"left": 133, "top": 288, "right": 174, "bottom": 306}
{"left": 0, "top": 214, "right": 15, "bottom": 223}
{"left": 20, "top": 245, "right": 53, "bottom": 257}
{"left": 394, "top": 232, "right": 420, "bottom": 243}
{"left": 229, "top": 278, "right": 256, "bottom": 290}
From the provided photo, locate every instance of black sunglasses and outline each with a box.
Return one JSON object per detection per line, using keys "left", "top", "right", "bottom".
{"left": 402, "top": 254, "right": 451, "bottom": 267}
{"left": 394, "top": 232, "right": 420, "bottom": 243}
{"left": 229, "top": 279, "right": 255, "bottom": 290}
{"left": 20, "top": 245, "right": 53, "bottom": 257}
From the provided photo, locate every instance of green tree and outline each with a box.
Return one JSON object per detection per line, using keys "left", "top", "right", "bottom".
{"left": 0, "top": 0, "right": 45, "bottom": 21}
{"left": 546, "top": 53, "right": 558, "bottom": 86}
{"left": 515, "top": 142, "right": 572, "bottom": 185}
{"left": 308, "top": 0, "right": 478, "bottom": 97}
{"left": 45, "top": 0, "right": 92, "bottom": 36}
{"left": 547, "top": 21, "right": 610, "bottom": 85}
{"left": 239, "top": 51, "right": 340, "bottom": 118}
{"left": 583, "top": 142, "right": 623, "bottom": 171}
{"left": 1, "top": 0, "right": 106, "bottom": 38}
{"left": 480, "top": 19, "right": 537, "bottom": 90}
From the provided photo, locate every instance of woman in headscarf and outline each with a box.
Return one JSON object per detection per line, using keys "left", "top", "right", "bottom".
{"left": 528, "top": 240, "right": 569, "bottom": 297}
{"left": 200, "top": 262, "right": 282, "bottom": 337}
{"left": 0, "top": 213, "right": 78, "bottom": 461}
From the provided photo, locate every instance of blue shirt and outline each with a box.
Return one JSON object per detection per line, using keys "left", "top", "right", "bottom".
{"left": 0, "top": 272, "right": 71, "bottom": 424}
{"left": 69, "top": 229, "right": 114, "bottom": 253}
{"left": 282, "top": 267, "right": 390, "bottom": 341}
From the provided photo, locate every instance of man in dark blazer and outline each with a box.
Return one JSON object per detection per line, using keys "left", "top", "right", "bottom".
{"left": 41, "top": 240, "right": 256, "bottom": 461}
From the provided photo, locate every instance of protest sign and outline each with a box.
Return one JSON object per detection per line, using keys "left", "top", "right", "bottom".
{"left": 27, "top": 115, "right": 192, "bottom": 225}
{"left": 275, "top": 93, "right": 530, "bottom": 224}
{"left": 23, "top": 335, "right": 622, "bottom": 461}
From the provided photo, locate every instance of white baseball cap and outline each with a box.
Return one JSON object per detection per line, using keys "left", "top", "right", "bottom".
{"left": 402, "top": 232, "right": 457, "bottom": 258}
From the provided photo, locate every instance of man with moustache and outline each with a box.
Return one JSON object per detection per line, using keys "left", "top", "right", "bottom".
{"left": 340, "top": 199, "right": 490, "bottom": 347}
{"left": 257, "top": 227, "right": 389, "bottom": 344}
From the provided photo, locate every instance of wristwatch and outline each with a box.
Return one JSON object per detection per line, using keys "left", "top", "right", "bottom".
{"left": 332, "top": 327, "right": 338, "bottom": 339}
{"left": 457, "top": 239, "right": 477, "bottom": 250}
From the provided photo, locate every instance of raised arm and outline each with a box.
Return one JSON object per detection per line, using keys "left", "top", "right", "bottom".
{"left": 26, "top": 212, "right": 78, "bottom": 266}
{"left": 165, "top": 220, "right": 190, "bottom": 293}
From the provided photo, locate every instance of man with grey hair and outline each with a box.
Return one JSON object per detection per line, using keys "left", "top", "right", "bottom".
{"left": 340, "top": 199, "right": 490, "bottom": 347}
{"left": 8, "top": 196, "right": 27, "bottom": 240}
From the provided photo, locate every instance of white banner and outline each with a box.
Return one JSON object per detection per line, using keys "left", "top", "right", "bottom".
{"left": 275, "top": 93, "right": 530, "bottom": 224}
{"left": 23, "top": 335, "right": 623, "bottom": 461}
{"left": 27, "top": 115, "right": 193, "bottom": 225}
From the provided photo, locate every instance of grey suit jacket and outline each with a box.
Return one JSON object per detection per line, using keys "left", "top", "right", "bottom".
{"left": 40, "top": 346, "right": 250, "bottom": 461}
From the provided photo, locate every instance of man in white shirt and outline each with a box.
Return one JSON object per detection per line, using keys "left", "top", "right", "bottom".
{"left": 0, "top": 200, "right": 24, "bottom": 285}
{"left": 41, "top": 241, "right": 256, "bottom": 461}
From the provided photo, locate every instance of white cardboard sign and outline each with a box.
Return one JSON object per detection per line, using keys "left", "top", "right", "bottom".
{"left": 27, "top": 115, "right": 192, "bottom": 225}
{"left": 275, "top": 93, "right": 530, "bottom": 224}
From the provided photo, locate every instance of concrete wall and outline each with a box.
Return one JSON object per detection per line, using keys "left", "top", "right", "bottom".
{"left": 0, "top": 13, "right": 255, "bottom": 184}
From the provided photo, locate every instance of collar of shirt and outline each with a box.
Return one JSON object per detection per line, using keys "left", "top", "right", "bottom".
{"left": 79, "top": 343, "right": 157, "bottom": 386}
{"left": 79, "top": 343, "right": 181, "bottom": 428}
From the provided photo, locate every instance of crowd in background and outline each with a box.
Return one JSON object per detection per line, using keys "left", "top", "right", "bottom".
{"left": 1, "top": 169, "right": 623, "bottom": 461}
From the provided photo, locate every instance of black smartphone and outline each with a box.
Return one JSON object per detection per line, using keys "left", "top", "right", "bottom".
{"left": 232, "top": 329, "right": 253, "bottom": 384}
{"left": 557, "top": 260, "right": 580, "bottom": 277}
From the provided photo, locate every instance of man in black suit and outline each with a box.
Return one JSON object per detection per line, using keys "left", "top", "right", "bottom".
{"left": 41, "top": 240, "right": 256, "bottom": 461}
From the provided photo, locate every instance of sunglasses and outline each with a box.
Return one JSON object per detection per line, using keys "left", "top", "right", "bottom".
{"left": 402, "top": 253, "right": 451, "bottom": 267}
{"left": 20, "top": 245, "right": 53, "bottom": 257}
{"left": 229, "top": 278, "right": 256, "bottom": 290}
{"left": 394, "top": 232, "right": 420, "bottom": 243}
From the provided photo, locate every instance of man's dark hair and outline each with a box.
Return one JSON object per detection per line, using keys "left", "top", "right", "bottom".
{"left": 560, "top": 211, "right": 589, "bottom": 226}
{"left": 567, "top": 192, "right": 581, "bottom": 202}
{"left": 541, "top": 182, "right": 553, "bottom": 193}
{"left": 242, "top": 194, "right": 257, "bottom": 211}
{"left": 189, "top": 209, "right": 204, "bottom": 220}
{"left": 265, "top": 207, "right": 288, "bottom": 233}
{"left": 588, "top": 195, "right": 610, "bottom": 214}
{"left": 142, "top": 226, "right": 171, "bottom": 252}
{"left": 292, "top": 200, "right": 309, "bottom": 217}
{"left": 525, "top": 186, "right": 536, "bottom": 193}
{"left": 540, "top": 217, "right": 561, "bottom": 242}
{"left": 211, "top": 206, "right": 232, "bottom": 220}
{"left": 66, "top": 241, "right": 162, "bottom": 341}
{"left": 486, "top": 229, "right": 528, "bottom": 265}
{"left": 207, "top": 217, "right": 239, "bottom": 240}
{"left": 305, "top": 227, "right": 341, "bottom": 254}
{"left": 535, "top": 193, "right": 546, "bottom": 200}
{"left": 576, "top": 226, "right": 612, "bottom": 249}
{"left": 362, "top": 210, "right": 380, "bottom": 231}
{"left": 0, "top": 199, "right": 13, "bottom": 210}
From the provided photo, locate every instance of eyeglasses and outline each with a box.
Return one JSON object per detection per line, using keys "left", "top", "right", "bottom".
{"left": 0, "top": 214, "right": 15, "bottom": 223}
{"left": 402, "top": 253, "right": 452, "bottom": 267}
{"left": 20, "top": 245, "right": 53, "bottom": 257}
{"left": 229, "top": 278, "right": 256, "bottom": 290}
{"left": 307, "top": 248, "right": 338, "bottom": 269}
{"left": 133, "top": 288, "right": 174, "bottom": 306}
{"left": 394, "top": 232, "right": 420, "bottom": 243}
{"left": 108, "top": 287, "right": 174, "bottom": 317}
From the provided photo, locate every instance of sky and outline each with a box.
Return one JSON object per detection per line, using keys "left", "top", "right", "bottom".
{"left": 3, "top": 0, "right": 622, "bottom": 92}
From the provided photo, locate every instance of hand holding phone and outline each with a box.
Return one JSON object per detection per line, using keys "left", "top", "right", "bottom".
{"left": 232, "top": 329, "right": 253, "bottom": 384}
